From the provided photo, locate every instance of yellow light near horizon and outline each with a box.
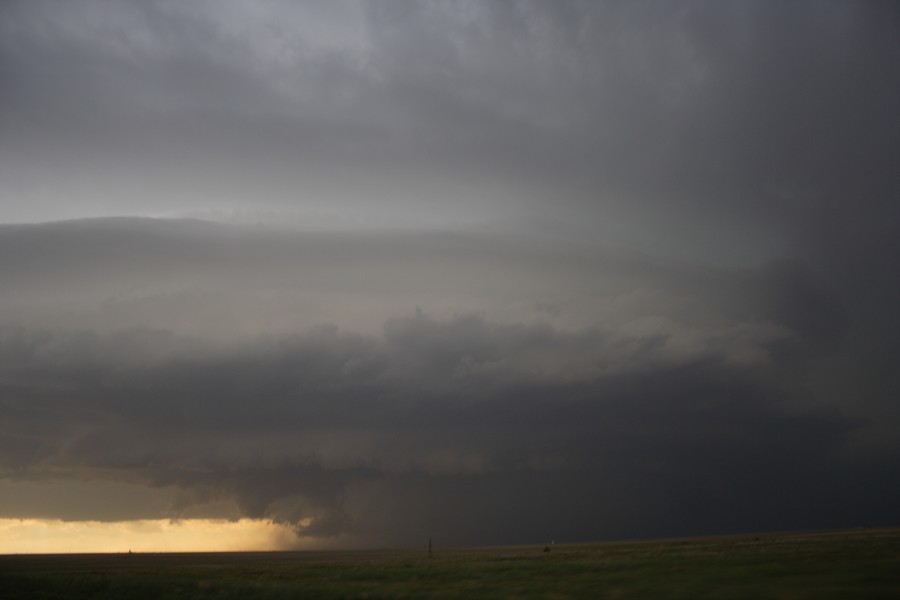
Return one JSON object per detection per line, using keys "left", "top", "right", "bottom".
{"left": 0, "top": 518, "right": 303, "bottom": 554}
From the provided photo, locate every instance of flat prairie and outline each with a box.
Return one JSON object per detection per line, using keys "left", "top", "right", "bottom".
{"left": 1, "top": 528, "right": 898, "bottom": 599}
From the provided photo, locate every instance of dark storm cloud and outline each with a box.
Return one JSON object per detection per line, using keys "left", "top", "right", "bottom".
{"left": 0, "top": 306, "right": 882, "bottom": 542}
{"left": 1, "top": 220, "right": 896, "bottom": 543}
{"left": 0, "top": 0, "right": 898, "bottom": 546}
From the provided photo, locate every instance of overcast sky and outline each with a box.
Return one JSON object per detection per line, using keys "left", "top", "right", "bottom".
{"left": 1, "top": 0, "right": 899, "bottom": 550}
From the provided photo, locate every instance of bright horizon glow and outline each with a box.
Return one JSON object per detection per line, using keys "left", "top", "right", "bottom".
{"left": 0, "top": 518, "right": 304, "bottom": 554}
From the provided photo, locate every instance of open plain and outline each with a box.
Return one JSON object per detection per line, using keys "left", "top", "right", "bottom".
{"left": 2, "top": 528, "right": 898, "bottom": 599}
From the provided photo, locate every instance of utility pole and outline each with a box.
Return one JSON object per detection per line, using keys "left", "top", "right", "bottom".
{"left": 429, "top": 536, "right": 433, "bottom": 559}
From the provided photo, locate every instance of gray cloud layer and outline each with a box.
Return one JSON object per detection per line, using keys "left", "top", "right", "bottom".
{"left": 1, "top": 220, "right": 897, "bottom": 545}
{"left": 1, "top": 1, "right": 897, "bottom": 259}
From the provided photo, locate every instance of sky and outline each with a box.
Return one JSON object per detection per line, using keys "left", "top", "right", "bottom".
{"left": 0, "top": 0, "right": 899, "bottom": 552}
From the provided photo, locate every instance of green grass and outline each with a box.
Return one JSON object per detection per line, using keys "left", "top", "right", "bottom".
{"left": 2, "top": 528, "right": 898, "bottom": 599}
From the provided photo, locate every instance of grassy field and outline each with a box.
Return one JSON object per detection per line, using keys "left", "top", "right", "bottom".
{"left": 1, "top": 528, "right": 898, "bottom": 599}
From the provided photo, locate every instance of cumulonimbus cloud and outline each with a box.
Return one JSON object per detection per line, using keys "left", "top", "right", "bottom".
{"left": 0, "top": 219, "right": 884, "bottom": 544}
